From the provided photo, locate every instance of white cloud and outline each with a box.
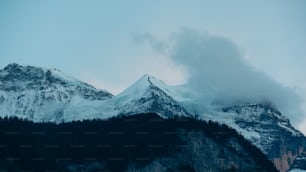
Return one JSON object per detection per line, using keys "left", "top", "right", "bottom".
{"left": 169, "top": 28, "right": 302, "bottom": 123}
{"left": 137, "top": 28, "right": 304, "bottom": 127}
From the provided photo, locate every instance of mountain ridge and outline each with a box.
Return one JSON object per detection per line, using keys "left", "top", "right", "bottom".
{"left": 0, "top": 63, "right": 305, "bottom": 171}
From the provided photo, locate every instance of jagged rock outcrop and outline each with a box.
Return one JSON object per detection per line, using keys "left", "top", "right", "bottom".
{"left": 217, "top": 103, "right": 306, "bottom": 172}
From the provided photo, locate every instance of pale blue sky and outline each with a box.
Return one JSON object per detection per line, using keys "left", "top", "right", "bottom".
{"left": 1, "top": 0, "right": 306, "bottom": 130}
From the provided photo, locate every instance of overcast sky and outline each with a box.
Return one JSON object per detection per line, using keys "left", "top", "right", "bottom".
{"left": 1, "top": 0, "right": 306, "bottom": 132}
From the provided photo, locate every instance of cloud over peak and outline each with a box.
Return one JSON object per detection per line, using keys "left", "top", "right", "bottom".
{"left": 136, "top": 28, "right": 302, "bottom": 123}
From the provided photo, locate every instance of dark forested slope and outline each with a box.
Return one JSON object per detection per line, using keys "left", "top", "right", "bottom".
{"left": 0, "top": 113, "right": 277, "bottom": 172}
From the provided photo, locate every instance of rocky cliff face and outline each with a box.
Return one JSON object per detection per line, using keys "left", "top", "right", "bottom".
{"left": 290, "top": 153, "right": 306, "bottom": 171}
{"left": 218, "top": 103, "right": 306, "bottom": 172}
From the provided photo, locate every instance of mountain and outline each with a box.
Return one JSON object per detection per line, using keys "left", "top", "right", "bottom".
{"left": 205, "top": 103, "right": 306, "bottom": 172}
{"left": 104, "top": 74, "right": 192, "bottom": 118}
{"left": 0, "top": 63, "right": 113, "bottom": 122}
{"left": 1, "top": 63, "right": 306, "bottom": 171}
{"left": 0, "top": 113, "right": 278, "bottom": 172}
{"left": 0, "top": 64, "right": 191, "bottom": 122}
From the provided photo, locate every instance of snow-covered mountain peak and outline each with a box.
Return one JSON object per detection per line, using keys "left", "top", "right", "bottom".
{"left": 106, "top": 74, "right": 192, "bottom": 118}
{"left": 134, "top": 73, "right": 167, "bottom": 87}
{"left": 0, "top": 63, "right": 114, "bottom": 122}
{"left": 3, "top": 63, "right": 24, "bottom": 72}
{"left": 1, "top": 63, "right": 44, "bottom": 83}
{"left": 2, "top": 63, "right": 79, "bottom": 84}
{"left": 116, "top": 74, "right": 170, "bottom": 99}
{"left": 0, "top": 63, "right": 113, "bottom": 99}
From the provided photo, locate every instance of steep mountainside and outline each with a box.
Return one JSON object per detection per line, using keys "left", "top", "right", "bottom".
{"left": 205, "top": 103, "right": 306, "bottom": 172}
{"left": 0, "top": 63, "right": 112, "bottom": 122}
{"left": 104, "top": 74, "right": 192, "bottom": 118}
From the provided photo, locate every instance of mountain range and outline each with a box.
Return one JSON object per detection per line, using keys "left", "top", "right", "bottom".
{"left": 0, "top": 63, "right": 305, "bottom": 172}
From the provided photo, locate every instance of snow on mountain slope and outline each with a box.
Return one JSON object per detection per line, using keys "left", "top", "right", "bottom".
{"left": 0, "top": 64, "right": 191, "bottom": 121}
{"left": 101, "top": 74, "right": 192, "bottom": 118}
{"left": 203, "top": 103, "right": 305, "bottom": 172}
{"left": 206, "top": 103, "right": 303, "bottom": 150}
{"left": 0, "top": 63, "right": 113, "bottom": 122}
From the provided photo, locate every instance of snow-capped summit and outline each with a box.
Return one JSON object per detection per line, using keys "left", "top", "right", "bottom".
{"left": 0, "top": 63, "right": 112, "bottom": 122}
{"left": 0, "top": 63, "right": 112, "bottom": 99}
{"left": 0, "top": 66, "right": 191, "bottom": 121}
{"left": 104, "top": 74, "right": 192, "bottom": 118}
{"left": 114, "top": 74, "right": 174, "bottom": 103}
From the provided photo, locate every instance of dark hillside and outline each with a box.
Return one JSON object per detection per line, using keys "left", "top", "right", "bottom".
{"left": 0, "top": 113, "right": 277, "bottom": 172}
